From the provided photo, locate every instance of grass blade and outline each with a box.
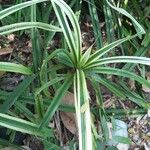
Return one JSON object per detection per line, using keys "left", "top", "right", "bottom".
{"left": 0, "top": 0, "right": 48, "bottom": 20}
{"left": 103, "top": 0, "right": 115, "bottom": 43}
{"left": 39, "top": 74, "right": 73, "bottom": 129}
{"left": 74, "top": 70, "right": 92, "bottom": 150}
{"left": 0, "top": 138, "right": 22, "bottom": 150}
{"left": 106, "top": 0, "right": 145, "bottom": 36}
{"left": 15, "top": 101, "right": 35, "bottom": 122}
{"left": 85, "top": 36, "right": 133, "bottom": 66}
{"left": 52, "top": 0, "right": 82, "bottom": 64}
{"left": 0, "top": 22, "right": 62, "bottom": 35}
{"left": 123, "top": 46, "right": 150, "bottom": 71}
{"left": 88, "top": 0, "right": 103, "bottom": 48}
{"left": 31, "top": 4, "right": 42, "bottom": 74}
{"left": 0, "top": 75, "right": 35, "bottom": 113}
{"left": 34, "top": 77, "right": 64, "bottom": 119}
{"left": 92, "top": 67, "right": 150, "bottom": 91}
{"left": 0, "top": 62, "right": 32, "bottom": 75}
{"left": 0, "top": 113, "right": 52, "bottom": 137}
{"left": 85, "top": 0, "right": 145, "bottom": 67}
{"left": 91, "top": 74, "right": 125, "bottom": 98}
{"left": 85, "top": 56, "right": 150, "bottom": 69}
{"left": 40, "top": 49, "right": 67, "bottom": 85}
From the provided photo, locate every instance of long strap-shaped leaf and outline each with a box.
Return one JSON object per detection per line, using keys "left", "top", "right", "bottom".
{"left": 39, "top": 74, "right": 73, "bottom": 129}
{"left": 106, "top": 0, "right": 145, "bottom": 35}
{"left": 31, "top": 4, "right": 41, "bottom": 74}
{"left": 74, "top": 70, "right": 92, "bottom": 150}
{"left": 92, "top": 67, "right": 150, "bottom": 89}
{"left": 90, "top": 79, "right": 109, "bottom": 142}
{"left": 0, "top": 113, "right": 52, "bottom": 137}
{"left": 0, "top": 90, "right": 75, "bottom": 113}
{"left": 88, "top": 0, "right": 103, "bottom": 48}
{"left": 15, "top": 101, "right": 35, "bottom": 122}
{"left": 123, "top": 46, "right": 150, "bottom": 71}
{"left": 40, "top": 49, "right": 73, "bottom": 84}
{"left": 0, "top": 138, "right": 23, "bottom": 150}
{"left": 51, "top": 0, "right": 82, "bottom": 64}
{"left": 85, "top": 35, "right": 134, "bottom": 66}
{"left": 120, "top": 82, "right": 150, "bottom": 108}
{"left": 0, "top": 22, "right": 62, "bottom": 35}
{"left": 0, "top": 75, "right": 35, "bottom": 113}
{"left": 90, "top": 74, "right": 125, "bottom": 98}
{"left": 91, "top": 74, "right": 149, "bottom": 108}
{"left": 0, "top": 0, "right": 48, "bottom": 19}
{"left": 35, "top": 77, "right": 65, "bottom": 98}
{"left": 52, "top": 3, "right": 76, "bottom": 60}
{"left": 34, "top": 77, "right": 65, "bottom": 119}
{"left": 85, "top": 0, "right": 145, "bottom": 66}
{"left": 0, "top": 62, "right": 32, "bottom": 75}
{"left": 84, "top": 56, "right": 150, "bottom": 69}
{"left": 54, "top": 0, "right": 82, "bottom": 54}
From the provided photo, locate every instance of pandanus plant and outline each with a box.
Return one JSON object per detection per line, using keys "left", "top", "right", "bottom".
{"left": 0, "top": 0, "right": 149, "bottom": 149}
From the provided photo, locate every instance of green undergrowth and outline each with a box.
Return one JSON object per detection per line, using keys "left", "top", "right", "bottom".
{"left": 0, "top": 0, "right": 149, "bottom": 149}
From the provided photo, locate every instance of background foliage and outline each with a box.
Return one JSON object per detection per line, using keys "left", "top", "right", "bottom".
{"left": 0, "top": 0, "right": 149, "bottom": 149}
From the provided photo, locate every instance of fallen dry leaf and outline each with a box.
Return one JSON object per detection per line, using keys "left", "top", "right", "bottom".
{"left": 61, "top": 91, "right": 75, "bottom": 106}
{"left": 0, "top": 47, "right": 13, "bottom": 56}
{"left": 60, "top": 112, "right": 77, "bottom": 135}
{"left": 60, "top": 92, "right": 77, "bottom": 135}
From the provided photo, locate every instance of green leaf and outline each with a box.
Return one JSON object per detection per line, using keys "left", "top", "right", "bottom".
{"left": 31, "top": 4, "right": 42, "bottom": 75}
{"left": 84, "top": 0, "right": 145, "bottom": 67}
{"left": 0, "top": 0, "right": 48, "bottom": 20}
{"left": 0, "top": 113, "right": 52, "bottom": 137}
{"left": 91, "top": 74, "right": 125, "bottom": 98}
{"left": 123, "top": 46, "right": 150, "bottom": 71}
{"left": 120, "top": 82, "right": 150, "bottom": 108}
{"left": 0, "top": 75, "right": 35, "bottom": 113}
{"left": 43, "top": 140, "right": 61, "bottom": 150}
{"left": 141, "top": 32, "right": 150, "bottom": 47}
{"left": 101, "top": 115, "right": 109, "bottom": 141}
{"left": 52, "top": 0, "right": 82, "bottom": 64}
{"left": 40, "top": 49, "right": 66, "bottom": 84}
{"left": 74, "top": 70, "right": 92, "bottom": 150}
{"left": 86, "top": 56, "right": 150, "bottom": 69}
{"left": 0, "top": 90, "right": 76, "bottom": 113}
{"left": 0, "top": 22, "right": 62, "bottom": 35}
{"left": 0, "top": 62, "right": 32, "bottom": 75}
{"left": 15, "top": 101, "right": 35, "bottom": 122}
{"left": 85, "top": 36, "right": 132, "bottom": 66}
{"left": 57, "top": 51, "right": 74, "bottom": 68}
{"left": 80, "top": 44, "right": 93, "bottom": 67}
{"left": 113, "top": 136, "right": 131, "bottom": 144}
{"left": 88, "top": 0, "right": 103, "bottom": 48}
{"left": 106, "top": 146, "right": 118, "bottom": 150}
{"left": 39, "top": 74, "right": 73, "bottom": 129}
{"left": 34, "top": 77, "right": 65, "bottom": 119}
{"left": 91, "top": 74, "right": 149, "bottom": 108}
{"left": 52, "top": 3, "right": 76, "bottom": 60}
{"left": 35, "top": 77, "right": 64, "bottom": 98}
{"left": 0, "top": 138, "right": 22, "bottom": 150}
{"left": 106, "top": 0, "right": 145, "bottom": 36}
{"left": 103, "top": 0, "right": 115, "bottom": 43}
{"left": 92, "top": 67, "right": 150, "bottom": 89}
